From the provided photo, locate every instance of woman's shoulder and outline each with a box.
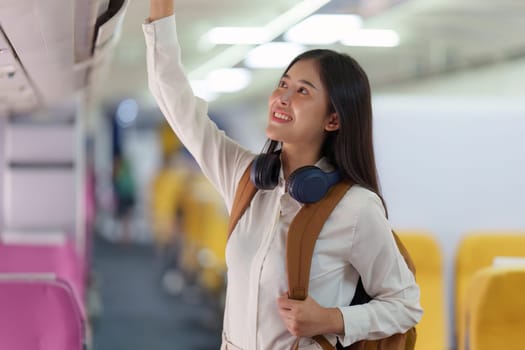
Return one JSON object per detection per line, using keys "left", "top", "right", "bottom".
{"left": 339, "top": 184, "right": 386, "bottom": 216}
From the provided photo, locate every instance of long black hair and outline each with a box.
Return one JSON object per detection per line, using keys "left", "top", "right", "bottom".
{"left": 269, "top": 49, "right": 385, "bottom": 209}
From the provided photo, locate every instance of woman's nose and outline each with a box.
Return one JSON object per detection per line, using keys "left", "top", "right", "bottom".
{"left": 279, "top": 91, "right": 291, "bottom": 105}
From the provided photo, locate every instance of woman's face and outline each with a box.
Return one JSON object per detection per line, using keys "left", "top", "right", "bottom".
{"left": 266, "top": 59, "right": 338, "bottom": 149}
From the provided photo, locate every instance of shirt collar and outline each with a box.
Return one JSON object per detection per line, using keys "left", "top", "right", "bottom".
{"left": 252, "top": 155, "right": 337, "bottom": 197}
{"left": 277, "top": 157, "right": 335, "bottom": 194}
{"left": 276, "top": 156, "right": 337, "bottom": 215}
{"left": 314, "top": 157, "right": 335, "bottom": 172}
{"left": 276, "top": 156, "right": 335, "bottom": 187}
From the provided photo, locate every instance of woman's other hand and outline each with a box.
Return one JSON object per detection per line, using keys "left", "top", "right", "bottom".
{"left": 277, "top": 293, "right": 344, "bottom": 337}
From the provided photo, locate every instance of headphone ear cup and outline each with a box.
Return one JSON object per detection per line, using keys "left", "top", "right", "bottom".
{"left": 287, "top": 166, "right": 341, "bottom": 203}
{"left": 250, "top": 153, "right": 281, "bottom": 190}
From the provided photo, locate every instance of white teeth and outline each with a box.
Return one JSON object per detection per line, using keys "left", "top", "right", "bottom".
{"left": 274, "top": 112, "right": 291, "bottom": 121}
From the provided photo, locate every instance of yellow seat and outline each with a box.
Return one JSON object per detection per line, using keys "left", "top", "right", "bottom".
{"left": 159, "top": 121, "right": 182, "bottom": 156}
{"left": 197, "top": 198, "right": 228, "bottom": 293}
{"left": 397, "top": 230, "right": 446, "bottom": 350}
{"left": 150, "top": 167, "right": 188, "bottom": 245}
{"left": 180, "top": 175, "right": 228, "bottom": 293}
{"left": 179, "top": 176, "right": 209, "bottom": 277}
{"left": 455, "top": 232, "right": 525, "bottom": 349}
{"left": 464, "top": 266, "right": 525, "bottom": 350}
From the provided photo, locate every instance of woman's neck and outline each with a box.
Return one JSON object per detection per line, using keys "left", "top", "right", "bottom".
{"left": 281, "top": 144, "right": 322, "bottom": 179}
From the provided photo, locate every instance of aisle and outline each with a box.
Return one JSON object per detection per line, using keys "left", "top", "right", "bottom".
{"left": 91, "top": 236, "right": 222, "bottom": 350}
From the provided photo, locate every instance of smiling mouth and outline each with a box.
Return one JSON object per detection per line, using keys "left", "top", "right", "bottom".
{"left": 272, "top": 112, "right": 292, "bottom": 121}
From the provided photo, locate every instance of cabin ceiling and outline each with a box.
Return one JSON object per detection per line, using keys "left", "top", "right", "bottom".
{"left": 1, "top": 0, "right": 524, "bottom": 116}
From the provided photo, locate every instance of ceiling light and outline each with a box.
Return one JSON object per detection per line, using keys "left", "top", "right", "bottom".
{"left": 244, "top": 42, "right": 306, "bottom": 69}
{"left": 200, "top": 0, "right": 331, "bottom": 46}
{"left": 191, "top": 0, "right": 330, "bottom": 78}
{"left": 206, "top": 68, "right": 252, "bottom": 93}
{"left": 284, "top": 14, "right": 363, "bottom": 45}
{"left": 263, "top": 0, "right": 331, "bottom": 37}
{"left": 340, "top": 29, "right": 400, "bottom": 47}
{"left": 204, "top": 27, "right": 269, "bottom": 45}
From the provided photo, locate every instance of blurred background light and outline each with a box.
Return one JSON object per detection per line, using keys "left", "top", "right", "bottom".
{"left": 341, "top": 29, "right": 400, "bottom": 47}
{"left": 206, "top": 68, "right": 252, "bottom": 93}
{"left": 284, "top": 14, "right": 363, "bottom": 45}
{"left": 203, "top": 27, "right": 269, "bottom": 45}
{"left": 116, "top": 98, "right": 138, "bottom": 127}
{"left": 244, "top": 42, "right": 306, "bottom": 69}
{"left": 192, "top": 0, "right": 330, "bottom": 77}
{"left": 262, "top": 0, "right": 332, "bottom": 38}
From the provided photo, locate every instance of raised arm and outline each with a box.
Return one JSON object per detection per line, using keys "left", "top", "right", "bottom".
{"left": 149, "top": 0, "right": 173, "bottom": 22}
{"left": 143, "top": 2, "right": 254, "bottom": 210}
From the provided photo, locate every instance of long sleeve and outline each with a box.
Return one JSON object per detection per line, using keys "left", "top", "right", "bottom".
{"left": 142, "top": 15, "right": 254, "bottom": 210}
{"left": 337, "top": 194, "right": 423, "bottom": 345}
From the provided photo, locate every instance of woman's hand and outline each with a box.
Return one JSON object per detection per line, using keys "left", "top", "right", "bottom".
{"left": 277, "top": 293, "right": 344, "bottom": 337}
{"left": 149, "top": 0, "right": 174, "bottom": 22}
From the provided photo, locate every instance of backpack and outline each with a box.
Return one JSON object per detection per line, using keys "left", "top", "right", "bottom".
{"left": 227, "top": 163, "right": 417, "bottom": 350}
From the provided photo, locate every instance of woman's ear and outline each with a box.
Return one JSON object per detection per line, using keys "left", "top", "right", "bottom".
{"left": 324, "top": 112, "right": 340, "bottom": 132}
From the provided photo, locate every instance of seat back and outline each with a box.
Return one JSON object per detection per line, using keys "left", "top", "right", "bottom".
{"left": 0, "top": 276, "right": 84, "bottom": 350}
{"left": 0, "top": 117, "right": 5, "bottom": 230}
{"left": 4, "top": 168, "right": 76, "bottom": 231}
{"left": 0, "top": 236, "right": 85, "bottom": 311}
{"left": 180, "top": 175, "right": 227, "bottom": 292}
{"left": 397, "top": 231, "right": 446, "bottom": 350}
{"left": 465, "top": 266, "right": 525, "bottom": 350}
{"left": 455, "top": 232, "right": 525, "bottom": 349}
{"left": 150, "top": 167, "right": 187, "bottom": 245}
{"left": 3, "top": 122, "right": 76, "bottom": 232}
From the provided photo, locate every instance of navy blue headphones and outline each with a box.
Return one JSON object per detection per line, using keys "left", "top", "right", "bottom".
{"left": 250, "top": 141, "right": 341, "bottom": 204}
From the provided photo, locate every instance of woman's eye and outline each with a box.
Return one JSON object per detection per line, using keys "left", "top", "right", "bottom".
{"left": 278, "top": 80, "right": 287, "bottom": 88}
{"left": 298, "top": 87, "right": 308, "bottom": 95}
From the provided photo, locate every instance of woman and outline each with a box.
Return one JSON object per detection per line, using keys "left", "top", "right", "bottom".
{"left": 143, "top": 1, "right": 422, "bottom": 349}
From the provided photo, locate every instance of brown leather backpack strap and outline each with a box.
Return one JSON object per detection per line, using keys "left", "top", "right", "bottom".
{"left": 227, "top": 161, "right": 257, "bottom": 240}
{"left": 313, "top": 335, "right": 337, "bottom": 350}
{"left": 286, "top": 182, "right": 351, "bottom": 301}
{"left": 292, "top": 335, "right": 335, "bottom": 350}
{"left": 287, "top": 182, "right": 352, "bottom": 350}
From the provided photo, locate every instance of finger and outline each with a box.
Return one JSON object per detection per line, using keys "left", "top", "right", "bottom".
{"left": 277, "top": 295, "right": 292, "bottom": 309}
{"left": 279, "top": 303, "right": 292, "bottom": 312}
{"left": 278, "top": 305, "right": 292, "bottom": 317}
{"left": 283, "top": 297, "right": 302, "bottom": 308}
{"left": 278, "top": 306, "right": 294, "bottom": 323}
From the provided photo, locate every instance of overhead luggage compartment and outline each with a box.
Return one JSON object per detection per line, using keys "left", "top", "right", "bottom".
{"left": 0, "top": 0, "right": 129, "bottom": 116}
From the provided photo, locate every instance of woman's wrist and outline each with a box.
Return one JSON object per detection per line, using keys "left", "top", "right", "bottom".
{"left": 322, "top": 307, "right": 345, "bottom": 335}
{"left": 149, "top": 0, "right": 174, "bottom": 22}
